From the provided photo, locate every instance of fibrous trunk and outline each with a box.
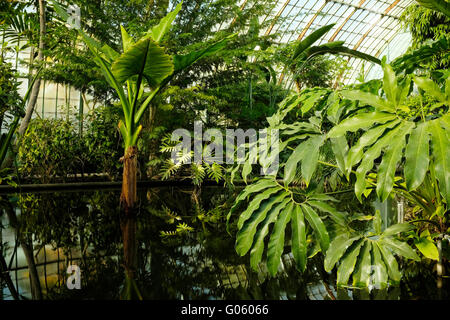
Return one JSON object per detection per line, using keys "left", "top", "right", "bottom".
{"left": 120, "top": 146, "right": 138, "bottom": 280}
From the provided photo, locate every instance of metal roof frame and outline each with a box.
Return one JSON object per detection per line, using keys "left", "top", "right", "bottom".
{"left": 261, "top": 0, "right": 414, "bottom": 84}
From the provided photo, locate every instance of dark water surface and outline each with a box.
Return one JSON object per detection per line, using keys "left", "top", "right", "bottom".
{"left": 0, "top": 187, "right": 448, "bottom": 300}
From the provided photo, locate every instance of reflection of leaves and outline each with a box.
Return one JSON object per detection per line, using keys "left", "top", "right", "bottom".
{"left": 162, "top": 205, "right": 182, "bottom": 224}
{"left": 160, "top": 223, "right": 194, "bottom": 240}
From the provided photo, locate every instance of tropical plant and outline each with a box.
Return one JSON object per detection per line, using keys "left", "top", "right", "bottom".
{"left": 227, "top": 56, "right": 449, "bottom": 288}
{"left": 325, "top": 211, "right": 419, "bottom": 288}
{"left": 53, "top": 0, "right": 233, "bottom": 209}
{"left": 228, "top": 178, "right": 336, "bottom": 276}
{"left": 416, "top": 0, "right": 450, "bottom": 17}
{"left": 0, "top": 68, "right": 41, "bottom": 171}
{"left": 328, "top": 60, "right": 449, "bottom": 205}
{"left": 400, "top": 1, "right": 450, "bottom": 69}
{"left": 391, "top": 37, "right": 450, "bottom": 75}
{"left": 159, "top": 133, "right": 225, "bottom": 185}
{"left": 52, "top": 0, "right": 235, "bottom": 298}
{"left": 83, "top": 105, "right": 123, "bottom": 179}
{"left": 282, "top": 23, "right": 380, "bottom": 92}
{"left": 18, "top": 118, "right": 83, "bottom": 183}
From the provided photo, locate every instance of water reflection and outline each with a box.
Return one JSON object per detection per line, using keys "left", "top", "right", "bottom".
{"left": 0, "top": 187, "right": 447, "bottom": 300}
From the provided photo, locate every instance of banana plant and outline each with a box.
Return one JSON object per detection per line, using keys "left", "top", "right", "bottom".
{"left": 52, "top": 0, "right": 234, "bottom": 210}
{"left": 325, "top": 211, "right": 419, "bottom": 288}
{"left": 52, "top": 0, "right": 234, "bottom": 298}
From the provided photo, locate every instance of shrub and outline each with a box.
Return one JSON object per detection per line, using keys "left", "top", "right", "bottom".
{"left": 18, "top": 118, "right": 83, "bottom": 183}
{"left": 83, "top": 105, "right": 123, "bottom": 179}
{"left": 17, "top": 105, "right": 123, "bottom": 182}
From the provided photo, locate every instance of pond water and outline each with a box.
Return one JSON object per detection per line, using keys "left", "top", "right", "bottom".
{"left": 0, "top": 186, "right": 448, "bottom": 300}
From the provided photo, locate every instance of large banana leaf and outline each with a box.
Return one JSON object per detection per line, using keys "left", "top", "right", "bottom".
{"left": 301, "top": 43, "right": 381, "bottom": 65}
{"left": 146, "top": 2, "right": 183, "bottom": 43}
{"left": 111, "top": 38, "right": 174, "bottom": 87}
{"left": 292, "top": 24, "right": 335, "bottom": 62}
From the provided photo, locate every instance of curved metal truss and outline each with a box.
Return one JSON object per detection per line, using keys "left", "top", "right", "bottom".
{"left": 261, "top": 0, "right": 415, "bottom": 83}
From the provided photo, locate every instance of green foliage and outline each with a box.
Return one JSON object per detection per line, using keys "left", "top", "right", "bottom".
{"left": 54, "top": 0, "right": 234, "bottom": 150}
{"left": 44, "top": 0, "right": 172, "bottom": 100}
{"left": 228, "top": 178, "right": 341, "bottom": 276}
{"left": 413, "top": 229, "right": 440, "bottom": 260}
{"left": 18, "top": 118, "right": 83, "bottom": 183}
{"left": 283, "top": 23, "right": 379, "bottom": 91}
{"left": 150, "top": 0, "right": 287, "bottom": 133}
{"left": 228, "top": 48, "right": 448, "bottom": 288}
{"left": 0, "top": 59, "right": 22, "bottom": 122}
{"left": 159, "top": 134, "right": 225, "bottom": 186}
{"left": 325, "top": 211, "right": 418, "bottom": 288}
{"left": 416, "top": 0, "right": 450, "bottom": 17}
{"left": 328, "top": 62, "right": 449, "bottom": 205}
{"left": 0, "top": 65, "right": 41, "bottom": 185}
{"left": 400, "top": 3, "right": 450, "bottom": 69}
{"left": 391, "top": 38, "right": 450, "bottom": 75}
{"left": 0, "top": 59, "right": 22, "bottom": 186}
{"left": 18, "top": 106, "right": 124, "bottom": 181}
{"left": 83, "top": 105, "right": 123, "bottom": 178}
{"left": 275, "top": 43, "right": 349, "bottom": 89}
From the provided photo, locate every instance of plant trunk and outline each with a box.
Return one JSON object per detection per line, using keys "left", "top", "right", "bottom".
{"left": 18, "top": 0, "right": 46, "bottom": 137}
{"left": 120, "top": 146, "right": 138, "bottom": 280}
{"left": 3, "top": 0, "right": 46, "bottom": 170}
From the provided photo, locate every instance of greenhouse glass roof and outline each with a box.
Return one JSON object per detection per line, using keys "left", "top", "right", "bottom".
{"left": 258, "top": 0, "right": 415, "bottom": 83}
